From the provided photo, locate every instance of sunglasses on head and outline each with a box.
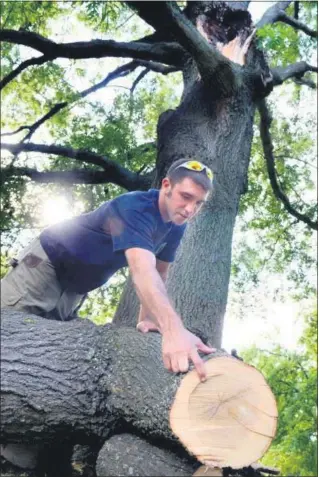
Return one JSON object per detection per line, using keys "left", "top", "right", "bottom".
{"left": 175, "top": 160, "right": 214, "bottom": 182}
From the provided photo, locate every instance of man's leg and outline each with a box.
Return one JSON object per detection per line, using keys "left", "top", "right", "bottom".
{"left": 1, "top": 237, "right": 63, "bottom": 317}
{"left": 54, "top": 290, "right": 86, "bottom": 321}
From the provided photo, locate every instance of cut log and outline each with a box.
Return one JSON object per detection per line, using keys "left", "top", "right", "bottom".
{"left": 96, "top": 433, "right": 198, "bottom": 476}
{"left": 170, "top": 356, "right": 278, "bottom": 469}
{"left": 1, "top": 310, "right": 277, "bottom": 475}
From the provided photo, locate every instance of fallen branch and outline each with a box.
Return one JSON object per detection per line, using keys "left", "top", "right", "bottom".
{"left": 1, "top": 310, "right": 278, "bottom": 475}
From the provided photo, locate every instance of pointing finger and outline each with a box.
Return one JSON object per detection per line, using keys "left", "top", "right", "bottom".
{"left": 190, "top": 349, "right": 207, "bottom": 382}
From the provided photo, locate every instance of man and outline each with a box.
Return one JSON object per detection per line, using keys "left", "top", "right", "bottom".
{"left": 1, "top": 158, "right": 215, "bottom": 380}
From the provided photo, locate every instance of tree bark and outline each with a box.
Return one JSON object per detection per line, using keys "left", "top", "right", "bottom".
{"left": 96, "top": 433, "right": 198, "bottom": 477}
{"left": 1, "top": 309, "right": 277, "bottom": 476}
{"left": 1, "top": 310, "right": 185, "bottom": 447}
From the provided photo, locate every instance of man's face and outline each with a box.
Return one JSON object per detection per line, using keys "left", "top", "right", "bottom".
{"left": 162, "top": 177, "right": 210, "bottom": 225}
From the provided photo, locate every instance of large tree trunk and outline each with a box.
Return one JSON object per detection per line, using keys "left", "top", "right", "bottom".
{"left": 1, "top": 310, "right": 277, "bottom": 476}
{"left": 113, "top": 1, "right": 260, "bottom": 346}
{"left": 114, "top": 69, "right": 255, "bottom": 348}
{"left": 162, "top": 89, "right": 255, "bottom": 347}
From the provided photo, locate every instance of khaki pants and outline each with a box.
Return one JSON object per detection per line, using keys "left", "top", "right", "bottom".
{"left": 1, "top": 237, "right": 84, "bottom": 321}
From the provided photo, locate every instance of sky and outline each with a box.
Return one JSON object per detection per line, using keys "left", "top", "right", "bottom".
{"left": 2, "top": 2, "right": 316, "bottom": 353}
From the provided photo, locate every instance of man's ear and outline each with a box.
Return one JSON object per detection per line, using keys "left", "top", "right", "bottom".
{"left": 161, "top": 177, "right": 171, "bottom": 189}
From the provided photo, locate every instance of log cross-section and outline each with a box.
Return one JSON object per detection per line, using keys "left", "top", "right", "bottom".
{"left": 170, "top": 356, "right": 278, "bottom": 469}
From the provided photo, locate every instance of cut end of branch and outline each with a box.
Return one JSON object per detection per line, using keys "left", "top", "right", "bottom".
{"left": 170, "top": 356, "right": 278, "bottom": 469}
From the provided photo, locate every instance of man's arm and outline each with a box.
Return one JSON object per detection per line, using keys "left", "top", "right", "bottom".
{"left": 137, "top": 259, "right": 170, "bottom": 332}
{"left": 125, "top": 248, "right": 215, "bottom": 381}
{"left": 156, "top": 258, "right": 170, "bottom": 282}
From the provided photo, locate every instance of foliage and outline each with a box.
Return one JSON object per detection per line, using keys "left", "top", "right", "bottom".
{"left": 242, "top": 306, "right": 318, "bottom": 476}
{"left": 232, "top": 84, "right": 317, "bottom": 299}
{"left": 256, "top": 2, "right": 317, "bottom": 67}
{"left": 75, "top": 1, "right": 130, "bottom": 34}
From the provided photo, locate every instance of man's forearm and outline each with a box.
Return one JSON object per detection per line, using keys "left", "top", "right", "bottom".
{"left": 138, "top": 267, "right": 168, "bottom": 323}
{"left": 132, "top": 267, "right": 183, "bottom": 333}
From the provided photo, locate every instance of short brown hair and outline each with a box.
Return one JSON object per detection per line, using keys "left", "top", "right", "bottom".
{"left": 166, "top": 158, "right": 213, "bottom": 192}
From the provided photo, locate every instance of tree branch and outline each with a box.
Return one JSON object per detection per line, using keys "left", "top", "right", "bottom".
{"left": 292, "top": 76, "right": 317, "bottom": 89}
{"left": 21, "top": 102, "right": 68, "bottom": 142}
{"left": 271, "top": 61, "right": 317, "bottom": 86}
{"left": 259, "top": 1, "right": 318, "bottom": 37}
{"left": 256, "top": 1, "right": 292, "bottom": 28}
{"left": 277, "top": 11, "right": 317, "bottom": 37}
{"left": 130, "top": 68, "right": 150, "bottom": 94}
{"left": 1, "top": 61, "right": 139, "bottom": 142}
{"left": 0, "top": 29, "right": 183, "bottom": 66}
{"left": 1, "top": 60, "right": 177, "bottom": 142}
{"left": 0, "top": 166, "right": 153, "bottom": 190}
{"left": 258, "top": 99, "right": 317, "bottom": 231}
{"left": 130, "top": 59, "right": 178, "bottom": 95}
{"left": 0, "top": 142, "right": 152, "bottom": 191}
{"left": 0, "top": 54, "right": 51, "bottom": 91}
{"left": 135, "top": 60, "right": 178, "bottom": 75}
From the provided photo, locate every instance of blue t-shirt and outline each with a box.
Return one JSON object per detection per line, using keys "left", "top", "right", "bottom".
{"left": 40, "top": 189, "right": 186, "bottom": 293}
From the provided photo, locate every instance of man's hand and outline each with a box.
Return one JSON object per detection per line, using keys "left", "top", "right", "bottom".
{"left": 137, "top": 319, "right": 160, "bottom": 333}
{"left": 162, "top": 327, "right": 215, "bottom": 382}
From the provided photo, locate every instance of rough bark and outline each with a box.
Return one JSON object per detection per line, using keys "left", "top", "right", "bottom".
{"left": 1, "top": 309, "right": 277, "bottom": 477}
{"left": 1, "top": 309, "right": 187, "bottom": 447}
{"left": 96, "top": 433, "right": 198, "bottom": 476}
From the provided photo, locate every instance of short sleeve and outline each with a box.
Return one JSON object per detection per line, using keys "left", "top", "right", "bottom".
{"left": 108, "top": 203, "right": 156, "bottom": 254}
{"left": 156, "top": 225, "right": 186, "bottom": 263}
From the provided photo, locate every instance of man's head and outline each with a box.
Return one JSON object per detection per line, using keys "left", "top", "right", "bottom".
{"left": 159, "top": 159, "right": 213, "bottom": 225}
